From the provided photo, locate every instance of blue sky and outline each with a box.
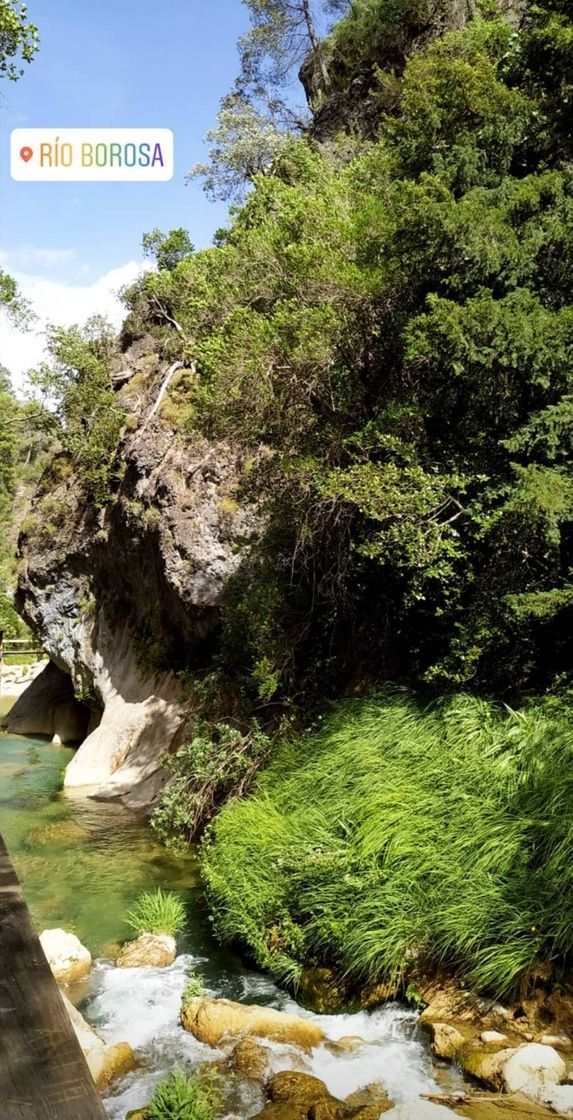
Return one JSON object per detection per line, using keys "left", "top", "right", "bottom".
{"left": 0, "top": 1, "right": 262, "bottom": 380}
{"left": 1, "top": 0, "right": 252, "bottom": 275}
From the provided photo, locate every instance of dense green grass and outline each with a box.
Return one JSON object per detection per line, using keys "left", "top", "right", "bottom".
{"left": 146, "top": 1069, "right": 223, "bottom": 1120}
{"left": 126, "top": 888, "right": 186, "bottom": 938}
{"left": 201, "top": 691, "right": 573, "bottom": 997}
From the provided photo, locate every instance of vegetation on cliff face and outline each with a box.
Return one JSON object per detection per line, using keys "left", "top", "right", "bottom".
{"left": 0, "top": 367, "right": 50, "bottom": 639}
{"left": 120, "top": 0, "right": 573, "bottom": 705}
{"left": 11, "top": 0, "right": 573, "bottom": 997}
{"left": 202, "top": 690, "right": 573, "bottom": 996}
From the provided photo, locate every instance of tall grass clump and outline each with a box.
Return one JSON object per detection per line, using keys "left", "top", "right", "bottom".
{"left": 126, "top": 888, "right": 186, "bottom": 938}
{"left": 201, "top": 690, "right": 573, "bottom": 997}
{"left": 146, "top": 1068, "right": 223, "bottom": 1120}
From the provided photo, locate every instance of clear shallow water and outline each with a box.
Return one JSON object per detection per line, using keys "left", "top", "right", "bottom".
{"left": 0, "top": 732, "right": 463, "bottom": 1118}
{"left": 0, "top": 733, "right": 199, "bottom": 956}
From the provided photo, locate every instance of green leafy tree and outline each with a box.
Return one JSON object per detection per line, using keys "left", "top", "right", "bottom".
{"left": 142, "top": 227, "right": 194, "bottom": 272}
{"left": 189, "top": 1, "right": 350, "bottom": 199}
{"left": 0, "top": 0, "right": 38, "bottom": 81}
{"left": 187, "top": 91, "right": 291, "bottom": 200}
{"left": 28, "top": 317, "right": 123, "bottom": 506}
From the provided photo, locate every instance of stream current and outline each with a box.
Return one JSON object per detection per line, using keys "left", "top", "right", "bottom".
{"left": 0, "top": 731, "right": 464, "bottom": 1117}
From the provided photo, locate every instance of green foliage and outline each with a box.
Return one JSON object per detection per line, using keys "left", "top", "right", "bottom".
{"left": 202, "top": 691, "right": 573, "bottom": 996}
{"left": 126, "top": 2, "right": 573, "bottom": 700}
{"left": 28, "top": 316, "right": 123, "bottom": 506}
{"left": 146, "top": 1068, "right": 223, "bottom": 1120}
{"left": 126, "top": 888, "right": 186, "bottom": 938}
{"left": 182, "top": 968, "right": 205, "bottom": 1003}
{"left": 188, "top": 92, "right": 292, "bottom": 201}
{"left": 143, "top": 228, "right": 194, "bottom": 272}
{"left": 151, "top": 722, "right": 272, "bottom": 849}
{"left": 0, "top": 367, "right": 49, "bottom": 639}
{"left": 0, "top": 0, "right": 39, "bottom": 81}
{"left": 0, "top": 269, "right": 33, "bottom": 325}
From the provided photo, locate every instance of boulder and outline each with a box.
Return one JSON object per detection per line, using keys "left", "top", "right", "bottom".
{"left": 539, "top": 1034, "right": 572, "bottom": 1049}
{"left": 459, "top": 1045, "right": 517, "bottom": 1089}
{"left": 542, "top": 1084, "right": 573, "bottom": 1116}
{"left": 254, "top": 1106, "right": 309, "bottom": 1120}
{"left": 481, "top": 1031, "right": 508, "bottom": 1044}
{"left": 39, "top": 928, "right": 92, "bottom": 984}
{"left": 85, "top": 1041, "right": 135, "bottom": 1090}
{"left": 269, "top": 1071, "right": 330, "bottom": 1106}
{"left": 116, "top": 932, "right": 176, "bottom": 968}
{"left": 502, "top": 1043, "right": 566, "bottom": 1099}
{"left": 181, "top": 996, "right": 324, "bottom": 1050}
{"left": 62, "top": 994, "right": 135, "bottom": 1091}
{"left": 299, "top": 967, "right": 349, "bottom": 1013}
{"left": 230, "top": 1038, "right": 270, "bottom": 1081}
{"left": 344, "top": 1086, "right": 391, "bottom": 1112}
{"left": 426, "top": 1022, "right": 465, "bottom": 1060}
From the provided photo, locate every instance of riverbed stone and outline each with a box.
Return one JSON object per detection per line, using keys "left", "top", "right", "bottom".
{"left": 39, "top": 927, "right": 92, "bottom": 984}
{"left": 459, "top": 1045, "right": 517, "bottom": 1089}
{"left": 541, "top": 1083, "right": 573, "bottom": 1116}
{"left": 116, "top": 931, "right": 177, "bottom": 968}
{"left": 269, "top": 1071, "right": 330, "bottom": 1106}
{"left": 539, "top": 1034, "right": 572, "bottom": 1049}
{"left": 502, "top": 1043, "right": 566, "bottom": 1098}
{"left": 182, "top": 996, "right": 324, "bottom": 1050}
{"left": 327, "top": 1035, "right": 364, "bottom": 1054}
{"left": 62, "top": 994, "right": 135, "bottom": 1090}
{"left": 481, "top": 1031, "right": 509, "bottom": 1044}
{"left": 426, "top": 1021, "right": 465, "bottom": 1059}
{"left": 344, "top": 1085, "right": 391, "bottom": 1112}
{"left": 230, "top": 1037, "right": 270, "bottom": 1080}
{"left": 86, "top": 1041, "right": 135, "bottom": 1090}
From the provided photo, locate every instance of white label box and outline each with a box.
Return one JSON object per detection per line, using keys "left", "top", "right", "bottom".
{"left": 11, "top": 128, "right": 174, "bottom": 182}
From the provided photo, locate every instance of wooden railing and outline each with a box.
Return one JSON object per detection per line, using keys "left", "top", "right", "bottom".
{"left": 0, "top": 632, "right": 46, "bottom": 697}
{"left": 0, "top": 834, "right": 107, "bottom": 1119}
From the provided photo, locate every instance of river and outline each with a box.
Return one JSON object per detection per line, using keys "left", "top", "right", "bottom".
{"left": 0, "top": 730, "right": 466, "bottom": 1118}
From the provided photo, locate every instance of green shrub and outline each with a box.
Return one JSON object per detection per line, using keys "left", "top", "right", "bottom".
{"left": 202, "top": 690, "right": 573, "bottom": 997}
{"left": 151, "top": 722, "right": 271, "bottom": 849}
{"left": 146, "top": 1068, "right": 223, "bottom": 1120}
{"left": 126, "top": 888, "right": 186, "bottom": 938}
{"left": 182, "top": 970, "right": 205, "bottom": 1004}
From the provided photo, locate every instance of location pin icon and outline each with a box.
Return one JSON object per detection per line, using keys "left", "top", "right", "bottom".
{"left": 20, "top": 146, "right": 33, "bottom": 163}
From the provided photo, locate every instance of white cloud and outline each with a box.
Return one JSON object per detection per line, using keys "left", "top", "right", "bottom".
{"left": 0, "top": 259, "right": 147, "bottom": 390}
{"left": 0, "top": 246, "right": 78, "bottom": 272}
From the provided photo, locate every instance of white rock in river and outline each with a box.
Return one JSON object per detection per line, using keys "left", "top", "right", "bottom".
{"left": 383, "top": 1104, "right": 461, "bottom": 1119}
{"left": 502, "top": 1043, "right": 566, "bottom": 1099}
{"left": 542, "top": 1084, "right": 573, "bottom": 1117}
{"left": 62, "top": 995, "right": 135, "bottom": 1090}
{"left": 480, "top": 1030, "right": 508, "bottom": 1043}
{"left": 116, "top": 931, "right": 177, "bottom": 968}
{"left": 39, "top": 927, "right": 92, "bottom": 984}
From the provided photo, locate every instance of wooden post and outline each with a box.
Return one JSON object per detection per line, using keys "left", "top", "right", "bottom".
{"left": 0, "top": 835, "right": 107, "bottom": 1119}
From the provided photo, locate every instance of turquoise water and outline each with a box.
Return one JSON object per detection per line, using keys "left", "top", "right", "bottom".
{"left": 0, "top": 731, "right": 470, "bottom": 1119}
{"left": 0, "top": 732, "right": 199, "bottom": 956}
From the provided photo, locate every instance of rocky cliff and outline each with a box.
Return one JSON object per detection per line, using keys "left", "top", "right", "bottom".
{"left": 9, "top": 370, "right": 259, "bottom": 809}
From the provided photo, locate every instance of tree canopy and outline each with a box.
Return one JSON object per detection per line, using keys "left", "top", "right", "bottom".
{"left": 0, "top": 0, "right": 38, "bottom": 80}
{"left": 125, "top": 0, "right": 573, "bottom": 701}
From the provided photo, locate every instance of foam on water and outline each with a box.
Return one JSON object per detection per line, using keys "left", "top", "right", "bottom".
{"left": 91, "top": 955, "right": 451, "bottom": 1118}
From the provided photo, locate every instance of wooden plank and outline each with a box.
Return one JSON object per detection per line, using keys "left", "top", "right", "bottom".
{"left": 0, "top": 834, "right": 107, "bottom": 1120}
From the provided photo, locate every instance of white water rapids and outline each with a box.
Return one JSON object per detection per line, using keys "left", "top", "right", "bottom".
{"left": 85, "top": 954, "right": 464, "bottom": 1118}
